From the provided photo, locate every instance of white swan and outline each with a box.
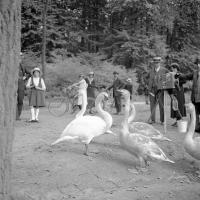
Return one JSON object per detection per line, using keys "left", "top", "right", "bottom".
{"left": 51, "top": 92, "right": 113, "bottom": 156}
{"left": 184, "top": 103, "right": 200, "bottom": 160}
{"left": 118, "top": 89, "right": 174, "bottom": 169}
{"left": 127, "top": 100, "right": 171, "bottom": 141}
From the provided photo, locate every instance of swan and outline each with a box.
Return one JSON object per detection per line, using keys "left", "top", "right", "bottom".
{"left": 51, "top": 92, "right": 113, "bottom": 156}
{"left": 118, "top": 89, "right": 174, "bottom": 170}
{"left": 128, "top": 102, "right": 171, "bottom": 141}
{"left": 183, "top": 103, "right": 200, "bottom": 160}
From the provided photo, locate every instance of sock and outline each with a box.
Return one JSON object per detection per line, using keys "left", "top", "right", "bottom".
{"left": 35, "top": 108, "right": 39, "bottom": 120}
{"left": 31, "top": 107, "right": 35, "bottom": 120}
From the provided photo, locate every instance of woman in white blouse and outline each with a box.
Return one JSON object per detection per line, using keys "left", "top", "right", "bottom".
{"left": 26, "top": 67, "right": 46, "bottom": 122}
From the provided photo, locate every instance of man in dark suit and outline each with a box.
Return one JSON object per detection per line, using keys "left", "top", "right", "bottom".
{"left": 107, "top": 71, "right": 125, "bottom": 114}
{"left": 148, "top": 57, "right": 168, "bottom": 124}
{"left": 16, "top": 53, "right": 31, "bottom": 120}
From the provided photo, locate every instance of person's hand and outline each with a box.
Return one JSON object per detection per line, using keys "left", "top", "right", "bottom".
{"left": 23, "top": 76, "right": 26, "bottom": 80}
{"left": 35, "top": 86, "right": 41, "bottom": 90}
{"left": 67, "top": 86, "right": 72, "bottom": 90}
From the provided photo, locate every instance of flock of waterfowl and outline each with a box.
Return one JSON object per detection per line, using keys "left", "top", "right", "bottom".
{"left": 51, "top": 89, "right": 200, "bottom": 171}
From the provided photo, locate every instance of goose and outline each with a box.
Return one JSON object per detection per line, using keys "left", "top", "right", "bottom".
{"left": 128, "top": 102, "right": 171, "bottom": 141}
{"left": 51, "top": 92, "right": 113, "bottom": 156}
{"left": 183, "top": 103, "right": 200, "bottom": 160}
{"left": 118, "top": 89, "right": 174, "bottom": 170}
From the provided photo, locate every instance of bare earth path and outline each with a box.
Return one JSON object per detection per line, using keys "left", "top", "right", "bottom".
{"left": 12, "top": 104, "right": 200, "bottom": 200}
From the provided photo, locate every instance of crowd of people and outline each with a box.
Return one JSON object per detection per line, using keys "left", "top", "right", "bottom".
{"left": 16, "top": 54, "right": 200, "bottom": 132}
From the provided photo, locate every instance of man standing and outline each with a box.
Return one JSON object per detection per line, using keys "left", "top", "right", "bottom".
{"left": 148, "top": 57, "right": 168, "bottom": 124}
{"left": 185, "top": 58, "right": 200, "bottom": 132}
{"left": 107, "top": 71, "right": 125, "bottom": 115}
{"left": 16, "top": 53, "right": 31, "bottom": 120}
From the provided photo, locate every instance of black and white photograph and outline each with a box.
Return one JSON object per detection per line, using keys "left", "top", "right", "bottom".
{"left": 1, "top": 0, "right": 200, "bottom": 199}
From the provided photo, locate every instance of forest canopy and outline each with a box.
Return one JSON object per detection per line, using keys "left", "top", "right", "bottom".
{"left": 21, "top": 0, "right": 200, "bottom": 79}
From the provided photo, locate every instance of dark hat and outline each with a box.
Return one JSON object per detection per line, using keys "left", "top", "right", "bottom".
{"left": 113, "top": 71, "right": 119, "bottom": 75}
{"left": 153, "top": 56, "right": 162, "bottom": 63}
{"left": 194, "top": 58, "right": 200, "bottom": 65}
{"left": 171, "top": 63, "right": 180, "bottom": 71}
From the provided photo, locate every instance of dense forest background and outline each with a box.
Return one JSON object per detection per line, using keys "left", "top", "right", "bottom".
{"left": 21, "top": 0, "right": 200, "bottom": 89}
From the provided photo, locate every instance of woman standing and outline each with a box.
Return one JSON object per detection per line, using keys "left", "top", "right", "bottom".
{"left": 26, "top": 67, "right": 46, "bottom": 122}
{"left": 170, "top": 63, "right": 186, "bottom": 126}
{"left": 85, "top": 72, "right": 97, "bottom": 113}
{"left": 69, "top": 74, "right": 88, "bottom": 110}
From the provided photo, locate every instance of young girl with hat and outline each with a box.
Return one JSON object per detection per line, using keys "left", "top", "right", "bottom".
{"left": 26, "top": 67, "right": 46, "bottom": 122}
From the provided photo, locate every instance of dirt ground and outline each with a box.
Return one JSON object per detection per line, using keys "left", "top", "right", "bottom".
{"left": 12, "top": 102, "right": 200, "bottom": 200}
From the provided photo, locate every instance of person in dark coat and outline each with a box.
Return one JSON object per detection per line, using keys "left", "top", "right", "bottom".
{"left": 107, "top": 71, "right": 125, "bottom": 114}
{"left": 184, "top": 58, "right": 200, "bottom": 132}
{"left": 85, "top": 71, "right": 97, "bottom": 113}
{"left": 169, "top": 63, "right": 186, "bottom": 126}
{"left": 148, "top": 57, "right": 169, "bottom": 124}
{"left": 124, "top": 78, "right": 133, "bottom": 99}
{"left": 16, "top": 54, "right": 31, "bottom": 120}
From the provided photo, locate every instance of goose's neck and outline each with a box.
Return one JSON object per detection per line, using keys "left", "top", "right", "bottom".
{"left": 128, "top": 102, "right": 136, "bottom": 123}
{"left": 121, "top": 97, "right": 130, "bottom": 134}
{"left": 186, "top": 109, "right": 196, "bottom": 138}
{"left": 96, "top": 98, "right": 112, "bottom": 130}
{"left": 75, "top": 90, "right": 87, "bottom": 118}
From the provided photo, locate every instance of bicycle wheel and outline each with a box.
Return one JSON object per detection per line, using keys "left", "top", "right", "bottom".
{"left": 48, "top": 97, "right": 69, "bottom": 117}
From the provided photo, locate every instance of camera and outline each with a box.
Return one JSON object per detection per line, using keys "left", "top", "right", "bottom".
{"left": 157, "top": 72, "right": 175, "bottom": 90}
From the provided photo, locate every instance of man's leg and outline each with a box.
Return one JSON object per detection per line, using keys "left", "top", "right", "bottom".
{"left": 194, "top": 103, "right": 200, "bottom": 131}
{"left": 149, "top": 93, "right": 156, "bottom": 122}
{"left": 114, "top": 96, "right": 121, "bottom": 113}
{"left": 158, "top": 91, "right": 164, "bottom": 123}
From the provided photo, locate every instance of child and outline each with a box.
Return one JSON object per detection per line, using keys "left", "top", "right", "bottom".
{"left": 26, "top": 67, "right": 46, "bottom": 122}
{"left": 68, "top": 74, "right": 88, "bottom": 110}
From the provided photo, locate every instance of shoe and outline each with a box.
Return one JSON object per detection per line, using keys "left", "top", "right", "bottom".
{"left": 148, "top": 120, "right": 155, "bottom": 124}
{"left": 27, "top": 119, "right": 35, "bottom": 123}
{"left": 160, "top": 122, "right": 164, "bottom": 125}
{"left": 16, "top": 118, "right": 21, "bottom": 121}
{"left": 195, "top": 128, "right": 200, "bottom": 133}
{"left": 114, "top": 112, "right": 120, "bottom": 115}
{"left": 35, "top": 119, "right": 39, "bottom": 123}
{"left": 171, "top": 122, "right": 177, "bottom": 127}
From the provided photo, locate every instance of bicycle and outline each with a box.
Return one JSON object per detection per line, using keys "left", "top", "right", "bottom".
{"left": 48, "top": 87, "right": 78, "bottom": 117}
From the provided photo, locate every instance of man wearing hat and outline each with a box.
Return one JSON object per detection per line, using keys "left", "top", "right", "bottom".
{"left": 16, "top": 53, "right": 31, "bottom": 120}
{"left": 184, "top": 58, "right": 200, "bottom": 132}
{"left": 107, "top": 71, "right": 125, "bottom": 114}
{"left": 148, "top": 56, "right": 168, "bottom": 124}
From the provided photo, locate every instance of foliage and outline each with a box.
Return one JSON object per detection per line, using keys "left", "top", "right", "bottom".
{"left": 21, "top": 0, "right": 200, "bottom": 91}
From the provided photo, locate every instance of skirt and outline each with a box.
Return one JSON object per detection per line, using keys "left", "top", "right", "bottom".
{"left": 29, "top": 89, "right": 45, "bottom": 107}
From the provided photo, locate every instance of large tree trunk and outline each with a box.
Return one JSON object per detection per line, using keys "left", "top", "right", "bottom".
{"left": 0, "top": 0, "right": 21, "bottom": 199}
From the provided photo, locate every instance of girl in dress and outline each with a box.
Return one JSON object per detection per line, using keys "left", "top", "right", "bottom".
{"left": 68, "top": 74, "right": 88, "bottom": 110}
{"left": 26, "top": 67, "right": 46, "bottom": 122}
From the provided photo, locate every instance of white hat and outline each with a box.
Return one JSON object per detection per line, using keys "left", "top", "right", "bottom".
{"left": 88, "top": 71, "right": 94, "bottom": 75}
{"left": 32, "top": 67, "right": 41, "bottom": 74}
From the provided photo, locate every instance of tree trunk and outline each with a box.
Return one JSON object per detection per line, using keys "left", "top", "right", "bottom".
{"left": 0, "top": 0, "right": 21, "bottom": 199}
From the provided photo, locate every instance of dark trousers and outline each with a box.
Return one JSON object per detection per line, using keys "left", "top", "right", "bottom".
{"left": 114, "top": 95, "right": 121, "bottom": 113}
{"left": 16, "top": 91, "right": 25, "bottom": 119}
{"left": 149, "top": 91, "right": 164, "bottom": 122}
{"left": 194, "top": 102, "right": 200, "bottom": 130}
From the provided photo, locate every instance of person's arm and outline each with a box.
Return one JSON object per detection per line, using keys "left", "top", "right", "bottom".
{"left": 26, "top": 77, "right": 35, "bottom": 89}
{"left": 107, "top": 84, "right": 113, "bottom": 91}
{"left": 35, "top": 78, "right": 46, "bottom": 91}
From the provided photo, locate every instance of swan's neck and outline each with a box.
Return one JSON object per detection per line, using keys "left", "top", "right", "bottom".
{"left": 128, "top": 102, "right": 136, "bottom": 123}
{"left": 121, "top": 97, "right": 130, "bottom": 134}
{"left": 75, "top": 90, "right": 87, "bottom": 118}
{"left": 186, "top": 109, "right": 196, "bottom": 138}
{"left": 95, "top": 98, "right": 112, "bottom": 130}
